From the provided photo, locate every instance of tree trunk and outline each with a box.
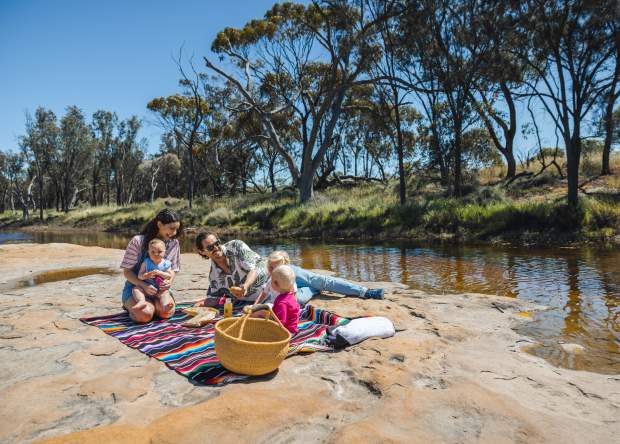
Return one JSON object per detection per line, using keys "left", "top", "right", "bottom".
{"left": 506, "top": 151, "right": 517, "bottom": 179}
{"left": 602, "top": 127, "right": 612, "bottom": 176}
{"left": 268, "top": 156, "right": 277, "bottom": 193}
{"left": 453, "top": 119, "right": 463, "bottom": 197}
{"left": 430, "top": 124, "right": 448, "bottom": 186}
{"left": 116, "top": 177, "right": 122, "bottom": 206}
{"left": 91, "top": 170, "right": 98, "bottom": 206}
{"left": 106, "top": 178, "right": 110, "bottom": 206}
{"left": 0, "top": 189, "right": 6, "bottom": 212}
{"left": 602, "top": 51, "right": 619, "bottom": 176}
{"left": 27, "top": 177, "right": 35, "bottom": 215}
{"left": 391, "top": 86, "right": 406, "bottom": 204}
{"left": 299, "top": 169, "right": 314, "bottom": 203}
{"left": 15, "top": 190, "right": 29, "bottom": 223}
{"left": 69, "top": 187, "right": 81, "bottom": 209}
{"left": 501, "top": 82, "right": 518, "bottom": 179}
{"left": 38, "top": 178, "right": 44, "bottom": 221}
{"left": 21, "top": 201, "right": 29, "bottom": 223}
{"left": 566, "top": 136, "right": 581, "bottom": 208}
{"left": 187, "top": 143, "right": 194, "bottom": 209}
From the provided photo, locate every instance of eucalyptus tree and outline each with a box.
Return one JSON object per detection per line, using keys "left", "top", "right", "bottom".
{"left": 4, "top": 151, "right": 31, "bottom": 221}
{"left": 413, "top": 99, "right": 453, "bottom": 184}
{"left": 53, "top": 106, "right": 93, "bottom": 212}
{"left": 516, "top": 0, "right": 617, "bottom": 207}
{"left": 205, "top": 1, "right": 395, "bottom": 203}
{"left": 91, "top": 110, "right": 117, "bottom": 205}
{"left": 20, "top": 107, "right": 58, "bottom": 220}
{"left": 400, "top": 0, "right": 493, "bottom": 196}
{"left": 153, "top": 151, "right": 182, "bottom": 198}
{"left": 111, "top": 116, "right": 144, "bottom": 206}
{"left": 221, "top": 104, "right": 295, "bottom": 194}
{"left": 466, "top": 1, "right": 527, "bottom": 179}
{"left": 0, "top": 151, "right": 8, "bottom": 212}
{"left": 148, "top": 57, "right": 212, "bottom": 208}
{"left": 366, "top": 0, "right": 417, "bottom": 202}
{"left": 600, "top": 12, "right": 619, "bottom": 175}
{"left": 135, "top": 158, "right": 161, "bottom": 203}
{"left": 461, "top": 127, "right": 504, "bottom": 173}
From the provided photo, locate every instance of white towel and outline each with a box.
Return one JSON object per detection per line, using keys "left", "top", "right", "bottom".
{"left": 331, "top": 316, "right": 395, "bottom": 345}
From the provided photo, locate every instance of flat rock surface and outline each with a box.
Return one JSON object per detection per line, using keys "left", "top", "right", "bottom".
{"left": 0, "top": 243, "right": 618, "bottom": 444}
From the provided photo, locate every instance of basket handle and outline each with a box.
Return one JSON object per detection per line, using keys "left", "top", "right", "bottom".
{"left": 221, "top": 308, "right": 262, "bottom": 337}
{"left": 224, "top": 304, "right": 287, "bottom": 339}
{"left": 222, "top": 313, "right": 245, "bottom": 335}
{"left": 249, "top": 305, "right": 288, "bottom": 331}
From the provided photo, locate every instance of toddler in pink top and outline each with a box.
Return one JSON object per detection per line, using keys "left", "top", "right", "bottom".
{"left": 269, "top": 265, "right": 300, "bottom": 334}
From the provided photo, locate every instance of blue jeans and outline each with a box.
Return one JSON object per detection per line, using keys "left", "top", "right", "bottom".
{"left": 291, "top": 265, "right": 367, "bottom": 305}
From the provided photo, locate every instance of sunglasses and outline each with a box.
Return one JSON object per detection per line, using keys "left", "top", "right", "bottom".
{"left": 204, "top": 240, "right": 221, "bottom": 252}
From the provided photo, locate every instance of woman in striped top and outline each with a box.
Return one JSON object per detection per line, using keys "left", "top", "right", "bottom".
{"left": 120, "top": 209, "right": 183, "bottom": 323}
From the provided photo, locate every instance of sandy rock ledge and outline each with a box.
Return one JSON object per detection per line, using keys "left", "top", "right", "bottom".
{"left": 0, "top": 243, "right": 618, "bottom": 444}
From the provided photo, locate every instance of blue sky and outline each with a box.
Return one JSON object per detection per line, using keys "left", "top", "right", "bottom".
{"left": 0, "top": 0, "right": 560, "bottom": 160}
{"left": 0, "top": 0, "right": 288, "bottom": 153}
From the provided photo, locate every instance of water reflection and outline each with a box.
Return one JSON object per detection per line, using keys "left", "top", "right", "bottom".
{"left": 1, "top": 230, "right": 618, "bottom": 373}
{"left": 3, "top": 267, "right": 120, "bottom": 290}
{"left": 264, "top": 242, "right": 619, "bottom": 374}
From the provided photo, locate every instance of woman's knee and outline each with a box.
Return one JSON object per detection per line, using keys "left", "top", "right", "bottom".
{"left": 130, "top": 304, "right": 155, "bottom": 323}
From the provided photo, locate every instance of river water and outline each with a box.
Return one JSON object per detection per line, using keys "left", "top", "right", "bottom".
{"left": 1, "top": 230, "right": 618, "bottom": 374}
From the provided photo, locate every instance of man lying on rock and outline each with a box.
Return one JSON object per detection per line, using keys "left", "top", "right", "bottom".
{"left": 193, "top": 232, "right": 385, "bottom": 308}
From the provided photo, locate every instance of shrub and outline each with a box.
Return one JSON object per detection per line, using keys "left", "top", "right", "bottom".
{"left": 583, "top": 198, "right": 620, "bottom": 231}
{"left": 203, "top": 207, "right": 234, "bottom": 226}
{"left": 461, "top": 186, "right": 506, "bottom": 206}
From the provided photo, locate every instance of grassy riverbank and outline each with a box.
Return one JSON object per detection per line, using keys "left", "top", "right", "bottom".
{"left": 2, "top": 171, "right": 619, "bottom": 246}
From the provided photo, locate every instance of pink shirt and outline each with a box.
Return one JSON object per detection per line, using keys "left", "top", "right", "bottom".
{"left": 272, "top": 291, "right": 300, "bottom": 335}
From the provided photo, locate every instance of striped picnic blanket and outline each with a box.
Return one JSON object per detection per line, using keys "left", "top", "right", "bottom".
{"left": 81, "top": 302, "right": 350, "bottom": 386}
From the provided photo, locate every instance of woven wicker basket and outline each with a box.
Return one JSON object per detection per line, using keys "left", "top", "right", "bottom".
{"left": 214, "top": 306, "right": 292, "bottom": 376}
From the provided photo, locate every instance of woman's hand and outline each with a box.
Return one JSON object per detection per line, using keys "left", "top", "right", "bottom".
{"left": 159, "top": 278, "right": 172, "bottom": 291}
{"left": 142, "top": 284, "right": 158, "bottom": 296}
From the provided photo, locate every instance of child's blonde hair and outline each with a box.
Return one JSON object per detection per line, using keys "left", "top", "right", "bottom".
{"left": 267, "top": 250, "right": 290, "bottom": 265}
{"left": 271, "top": 265, "right": 295, "bottom": 293}
{"left": 149, "top": 238, "right": 165, "bottom": 249}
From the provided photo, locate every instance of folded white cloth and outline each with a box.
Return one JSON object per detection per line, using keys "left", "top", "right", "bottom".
{"left": 331, "top": 316, "right": 395, "bottom": 345}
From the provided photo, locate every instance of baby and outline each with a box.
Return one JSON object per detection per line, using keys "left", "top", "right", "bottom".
{"left": 268, "top": 264, "right": 300, "bottom": 334}
{"left": 254, "top": 250, "right": 294, "bottom": 306}
{"left": 133, "top": 238, "right": 175, "bottom": 312}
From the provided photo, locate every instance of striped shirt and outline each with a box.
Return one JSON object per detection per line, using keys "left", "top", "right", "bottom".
{"left": 120, "top": 235, "right": 181, "bottom": 272}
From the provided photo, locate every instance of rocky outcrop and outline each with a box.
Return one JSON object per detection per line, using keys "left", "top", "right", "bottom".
{"left": 0, "top": 243, "right": 618, "bottom": 443}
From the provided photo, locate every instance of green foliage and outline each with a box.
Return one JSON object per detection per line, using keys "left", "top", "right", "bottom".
{"left": 2, "top": 179, "right": 619, "bottom": 244}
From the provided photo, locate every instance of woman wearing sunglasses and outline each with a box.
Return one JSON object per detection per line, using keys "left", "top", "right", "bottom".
{"left": 195, "top": 232, "right": 269, "bottom": 306}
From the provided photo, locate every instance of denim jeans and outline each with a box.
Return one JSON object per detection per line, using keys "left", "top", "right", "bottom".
{"left": 291, "top": 265, "right": 367, "bottom": 305}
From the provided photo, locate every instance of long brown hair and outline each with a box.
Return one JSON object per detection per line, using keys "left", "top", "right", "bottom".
{"left": 140, "top": 209, "right": 183, "bottom": 250}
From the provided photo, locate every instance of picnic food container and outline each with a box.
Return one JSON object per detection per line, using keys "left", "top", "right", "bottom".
{"left": 214, "top": 306, "right": 292, "bottom": 376}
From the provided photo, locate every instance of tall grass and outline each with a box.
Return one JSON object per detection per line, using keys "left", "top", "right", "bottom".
{"left": 1, "top": 154, "right": 618, "bottom": 243}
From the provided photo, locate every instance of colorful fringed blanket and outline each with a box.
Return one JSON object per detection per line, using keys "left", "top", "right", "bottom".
{"left": 81, "top": 302, "right": 350, "bottom": 386}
